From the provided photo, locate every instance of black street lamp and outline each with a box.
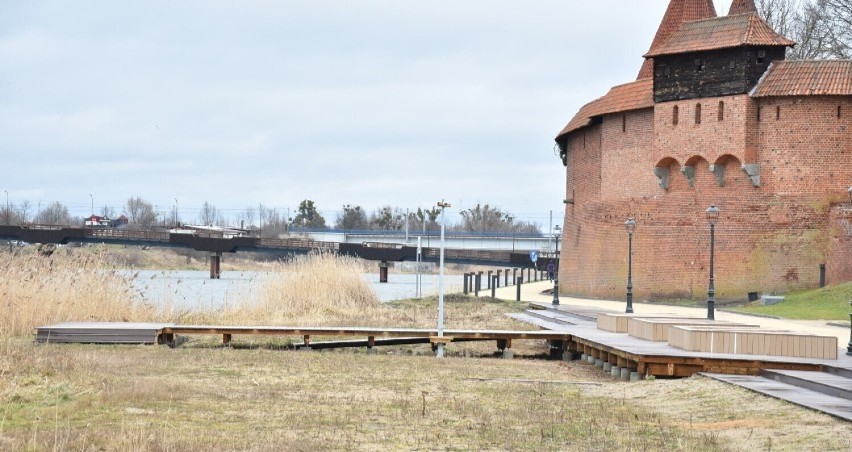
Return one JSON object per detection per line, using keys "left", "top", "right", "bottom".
{"left": 552, "top": 224, "right": 561, "bottom": 305}
{"left": 705, "top": 204, "right": 720, "bottom": 320}
{"left": 847, "top": 187, "right": 852, "bottom": 355}
{"left": 625, "top": 217, "right": 636, "bottom": 314}
{"left": 847, "top": 298, "right": 852, "bottom": 356}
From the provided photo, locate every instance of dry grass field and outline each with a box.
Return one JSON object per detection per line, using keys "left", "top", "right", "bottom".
{"left": 1, "top": 248, "right": 850, "bottom": 450}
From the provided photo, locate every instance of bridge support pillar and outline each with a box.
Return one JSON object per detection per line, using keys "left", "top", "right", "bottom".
{"left": 209, "top": 252, "right": 222, "bottom": 279}
{"left": 379, "top": 261, "right": 389, "bottom": 283}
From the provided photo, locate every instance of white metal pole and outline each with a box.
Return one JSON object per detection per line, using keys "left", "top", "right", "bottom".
{"left": 436, "top": 200, "right": 450, "bottom": 358}
{"left": 417, "top": 236, "right": 422, "bottom": 299}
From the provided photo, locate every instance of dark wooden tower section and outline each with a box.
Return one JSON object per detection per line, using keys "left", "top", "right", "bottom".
{"left": 645, "top": 12, "right": 795, "bottom": 102}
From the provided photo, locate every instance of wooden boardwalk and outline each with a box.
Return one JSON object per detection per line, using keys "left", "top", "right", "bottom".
{"left": 514, "top": 303, "right": 852, "bottom": 422}
{"left": 36, "top": 322, "right": 572, "bottom": 352}
{"left": 516, "top": 303, "right": 851, "bottom": 377}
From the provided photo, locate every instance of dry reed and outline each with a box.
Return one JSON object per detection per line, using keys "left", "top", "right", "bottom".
{"left": 180, "top": 252, "right": 387, "bottom": 326}
{"left": 0, "top": 247, "right": 160, "bottom": 337}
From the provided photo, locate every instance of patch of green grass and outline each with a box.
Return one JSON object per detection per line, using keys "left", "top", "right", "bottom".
{"left": 729, "top": 281, "right": 852, "bottom": 320}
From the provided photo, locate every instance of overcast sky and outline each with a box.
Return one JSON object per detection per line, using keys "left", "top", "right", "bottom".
{"left": 1, "top": 0, "right": 732, "bottom": 226}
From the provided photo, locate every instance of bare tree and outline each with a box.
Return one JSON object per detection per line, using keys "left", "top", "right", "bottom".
{"left": 125, "top": 197, "right": 158, "bottom": 227}
{"left": 757, "top": 0, "right": 801, "bottom": 37}
{"left": 198, "top": 201, "right": 219, "bottom": 226}
{"left": 36, "top": 201, "right": 72, "bottom": 225}
{"left": 758, "top": 0, "right": 851, "bottom": 59}
{"left": 825, "top": 0, "right": 852, "bottom": 56}
{"left": 100, "top": 205, "right": 116, "bottom": 219}
{"left": 243, "top": 206, "right": 256, "bottom": 228}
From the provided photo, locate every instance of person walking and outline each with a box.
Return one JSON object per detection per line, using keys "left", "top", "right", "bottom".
{"left": 547, "top": 261, "right": 555, "bottom": 281}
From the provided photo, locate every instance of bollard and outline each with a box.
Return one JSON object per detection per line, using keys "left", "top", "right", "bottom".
{"left": 516, "top": 276, "right": 523, "bottom": 301}
{"left": 463, "top": 273, "right": 469, "bottom": 294}
{"left": 491, "top": 276, "right": 497, "bottom": 298}
{"left": 526, "top": 267, "right": 531, "bottom": 282}
{"left": 513, "top": 268, "right": 518, "bottom": 283}
{"left": 487, "top": 271, "right": 492, "bottom": 289}
{"left": 819, "top": 263, "right": 826, "bottom": 288}
{"left": 474, "top": 274, "right": 480, "bottom": 297}
{"left": 496, "top": 270, "right": 502, "bottom": 288}
{"left": 505, "top": 269, "right": 510, "bottom": 286}
{"left": 534, "top": 268, "right": 539, "bottom": 281}
{"left": 379, "top": 261, "right": 388, "bottom": 283}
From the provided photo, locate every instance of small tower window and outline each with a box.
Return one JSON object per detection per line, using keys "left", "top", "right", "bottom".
{"left": 718, "top": 101, "right": 725, "bottom": 121}
{"left": 839, "top": 105, "right": 842, "bottom": 118}
{"left": 695, "top": 103, "right": 702, "bottom": 124}
{"left": 694, "top": 59, "right": 703, "bottom": 71}
{"left": 757, "top": 50, "right": 766, "bottom": 64}
{"left": 776, "top": 106, "right": 781, "bottom": 120}
{"left": 757, "top": 106, "right": 761, "bottom": 121}
{"left": 673, "top": 105, "right": 679, "bottom": 125}
{"left": 729, "top": 59, "right": 736, "bottom": 69}
{"left": 622, "top": 115, "right": 626, "bottom": 132}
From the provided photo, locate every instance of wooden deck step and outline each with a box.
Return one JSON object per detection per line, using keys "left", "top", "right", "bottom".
{"left": 529, "top": 302, "right": 614, "bottom": 322}
{"left": 761, "top": 369, "right": 852, "bottom": 401}
{"left": 506, "top": 313, "right": 571, "bottom": 331}
{"left": 703, "top": 372, "right": 852, "bottom": 422}
{"left": 522, "top": 309, "right": 577, "bottom": 326}
{"left": 36, "top": 322, "right": 173, "bottom": 344}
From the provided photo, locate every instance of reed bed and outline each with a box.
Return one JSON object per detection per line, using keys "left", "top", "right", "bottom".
{"left": 171, "top": 252, "right": 389, "bottom": 326}
{"left": 0, "top": 248, "right": 161, "bottom": 338}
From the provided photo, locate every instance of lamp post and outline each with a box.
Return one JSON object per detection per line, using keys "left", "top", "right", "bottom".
{"left": 847, "top": 187, "right": 852, "bottom": 355}
{"left": 258, "top": 203, "right": 263, "bottom": 238}
{"left": 847, "top": 298, "right": 852, "bottom": 356}
{"left": 552, "top": 224, "right": 561, "bottom": 305}
{"left": 174, "top": 198, "right": 179, "bottom": 228}
{"left": 3, "top": 190, "right": 8, "bottom": 225}
{"left": 625, "top": 217, "right": 636, "bottom": 314}
{"left": 436, "top": 199, "right": 451, "bottom": 358}
{"left": 705, "top": 204, "right": 720, "bottom": 320}
{"left": 507, "top": 215, "right": 514, "bottom": 252}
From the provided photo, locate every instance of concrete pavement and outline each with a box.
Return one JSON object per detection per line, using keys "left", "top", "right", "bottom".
{"left": 481, "top": 280, "right": 851, "bottom": 345}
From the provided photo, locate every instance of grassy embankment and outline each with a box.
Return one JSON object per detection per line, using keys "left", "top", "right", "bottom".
{"left": 1, "top": 248, "right": 850, "bottom": 450}
{"left": 729, "top": 281, "right": 852, "bottom": 320}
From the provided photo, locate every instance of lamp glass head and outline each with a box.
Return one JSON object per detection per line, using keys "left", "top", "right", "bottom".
{"left": 625, "top": 217, "right": 636, "bottom": 234}
{"left": 706, "top": 204, "right": 720, "bottom": 225}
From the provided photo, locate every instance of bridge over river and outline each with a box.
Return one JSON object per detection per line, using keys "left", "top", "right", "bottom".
{"left": 0, "top": 225, "right": 557, "bottom": 280}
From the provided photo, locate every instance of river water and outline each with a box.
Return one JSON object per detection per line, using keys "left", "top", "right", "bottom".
{"left": 127, "top": 270, "right": 464, "bottom": 309}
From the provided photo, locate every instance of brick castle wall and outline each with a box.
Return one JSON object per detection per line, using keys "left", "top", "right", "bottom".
{"left": 559, "top": 95, "right": 852, "bottom": 301}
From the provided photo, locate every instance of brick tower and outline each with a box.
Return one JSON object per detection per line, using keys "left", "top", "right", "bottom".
{"left": 554, "top": 0, "right": 852, "bottom": 301}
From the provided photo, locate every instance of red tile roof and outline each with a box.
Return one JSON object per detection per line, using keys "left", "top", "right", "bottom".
{"left": 728, "top": 0, "right": 757, "bottom": 15}
{"left": 638, "top": 0, "right": 717, "bottom": 79}
{"left": 751, "top": 60, "right": 852, "bottom": 97}
{"left": 556, "top": 79, "right": 654, "bottom": 139}
{"left": 644, "top": 13, "right": 795, "bottom": 58}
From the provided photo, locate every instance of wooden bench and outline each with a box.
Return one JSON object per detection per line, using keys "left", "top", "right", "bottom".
{"left": 668, "top": 326, "right": 838, "bottom": 359}
{"left": 596, "top": 313, "right": 691, "bottom": 333}
{"left": 626, "top": 318, "right": 759, "bottom": 342}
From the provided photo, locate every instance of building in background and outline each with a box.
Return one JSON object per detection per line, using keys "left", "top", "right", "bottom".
{"left": 554, "top": 0, "right": 851, "bottom": 300}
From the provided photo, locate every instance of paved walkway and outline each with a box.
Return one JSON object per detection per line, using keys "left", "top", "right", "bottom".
{"left": 482, "top": 280, "right": 851, "bottom": 345}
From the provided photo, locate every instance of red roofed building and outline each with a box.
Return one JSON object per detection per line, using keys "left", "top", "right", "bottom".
{"left": 554, "top": 0, "right": 851, "bottom": 301}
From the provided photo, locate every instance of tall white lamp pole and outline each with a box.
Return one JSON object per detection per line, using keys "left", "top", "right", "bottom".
{"left": 436, "top": 199, "right": 451, "bottom": 358}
